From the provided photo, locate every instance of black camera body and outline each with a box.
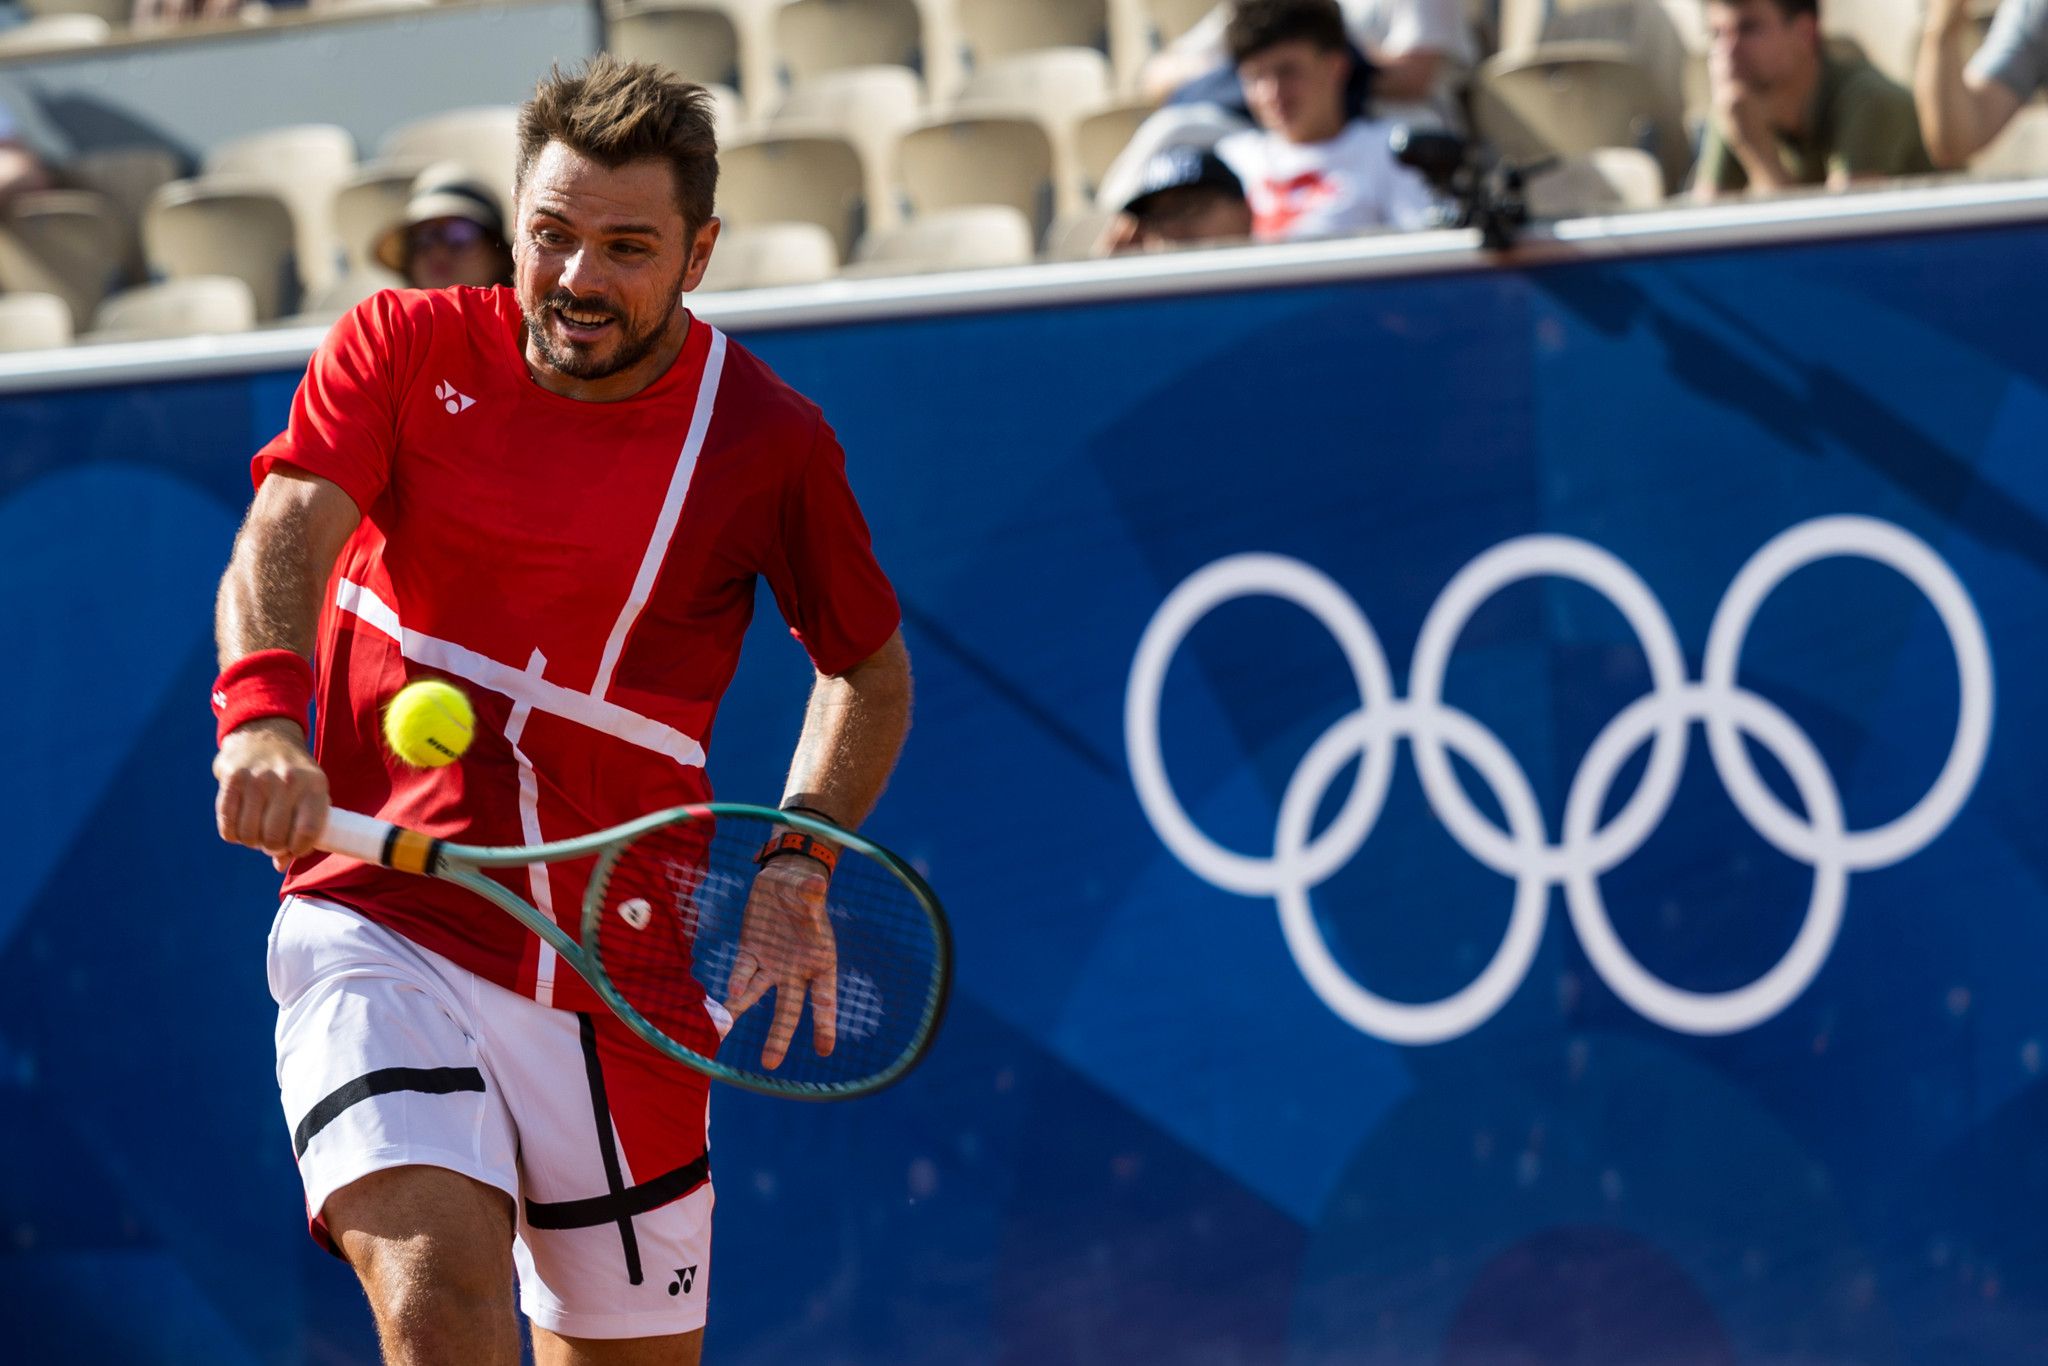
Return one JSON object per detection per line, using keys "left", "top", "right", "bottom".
{"left": 1389, "top": 128, "right": 1544, "bottom": 251}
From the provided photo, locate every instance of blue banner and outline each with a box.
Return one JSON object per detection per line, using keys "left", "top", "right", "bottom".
{"left": 4, "top": 222, "right": 2046, "bottom": 1363}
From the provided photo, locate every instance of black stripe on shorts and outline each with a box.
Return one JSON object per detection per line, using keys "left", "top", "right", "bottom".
{"left": 292, "top": 1066, "right": 487, "bottom": 1158}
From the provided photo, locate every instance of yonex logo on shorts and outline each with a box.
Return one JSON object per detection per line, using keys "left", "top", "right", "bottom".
{"left": 1126, "top": 516, "right": 1995, "bottom": 1045}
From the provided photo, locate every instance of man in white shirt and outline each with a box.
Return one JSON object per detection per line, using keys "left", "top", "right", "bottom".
{"left": 1142, "top": 0, "right": 1473, "bottom": 131}
{"left": 1212, "top": 0, "right": 1440, "bottom": 241}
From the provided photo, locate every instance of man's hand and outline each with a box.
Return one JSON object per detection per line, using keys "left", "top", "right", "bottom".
{"left": 1715, "top": 75, "right": 1774, "bottom": 156}
{"left": 722, "top": 856, "right": 839, "bottom": 1070}
{"left": 214, "top": 719, "right": 329, "bottom": 872}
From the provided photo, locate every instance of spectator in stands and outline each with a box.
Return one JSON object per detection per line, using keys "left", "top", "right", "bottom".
{"left": 0, "top": 96, "right": 51, "bottom": 209}
{"left": 1694, "top": 0, "right": 1931, "bottom": 201}
{"left": 1141, "top": 0, "right": 1472, "bottom": 131}
{"left": 374, "top": 164, "right": 514, "bottom": 291}
{"left": 1099, "top": 145, "right": 1254, "bottom": 254}
{"left": 1212, "top": 0, "right": 1440, "bottom": 241}
{"left": 1917, "top": 0, "right": 2045, "bottom": 168}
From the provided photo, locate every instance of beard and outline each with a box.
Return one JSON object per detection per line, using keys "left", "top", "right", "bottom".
{"left": 521, "top": 261, "right": 690, "bottom": 382}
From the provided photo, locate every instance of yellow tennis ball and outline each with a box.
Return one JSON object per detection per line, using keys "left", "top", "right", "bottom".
{"left": 383, "top": 679, "right": 475, "bottom": 768}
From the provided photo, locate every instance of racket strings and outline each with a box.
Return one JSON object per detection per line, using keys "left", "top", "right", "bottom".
{"left": 589, "top": 813, "right": 942, "bottom": 1088}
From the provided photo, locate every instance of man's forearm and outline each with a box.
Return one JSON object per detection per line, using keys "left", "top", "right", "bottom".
{"left": 1917, "top": 15, "right": 2003, "bottom": 168}
{"left": 781, "top": 631, "right": 912, "bottom": 830}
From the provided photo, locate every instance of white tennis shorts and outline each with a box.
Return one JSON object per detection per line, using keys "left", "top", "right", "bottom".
{"left": 268, "top": 894, "right": 715, "bottom": 1339}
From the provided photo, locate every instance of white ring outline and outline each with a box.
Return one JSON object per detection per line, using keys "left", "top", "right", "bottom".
{"left": 1562, "top": 686, "right": 1848, "bottom": 1035}
{"left": 1126, "top": 554, "right": 1397, "bottom": 896}
{"left": 1126, "top": 518, "right": 1995, "bottom": 1043}
{"left": 1274, "top": 705, "right": 1551, "bottom": 1045}
{"left": 1702, "top": 516, "right": 1995, "bottom": 872}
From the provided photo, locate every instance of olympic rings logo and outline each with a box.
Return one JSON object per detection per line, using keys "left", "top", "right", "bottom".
{"left": 1125, "top": 517, "right": 1994, "bottom": 1045}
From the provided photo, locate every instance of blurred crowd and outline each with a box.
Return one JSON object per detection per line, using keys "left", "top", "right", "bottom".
{"left": 1102, "top": 0, "right": 2048, "bottom": 253}
{"left": 0, "top": 0, "right": 2044, "bottom": 350}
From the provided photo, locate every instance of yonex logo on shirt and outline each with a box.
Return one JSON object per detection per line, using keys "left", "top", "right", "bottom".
{"left": 434, "top": 381, "right": 475, "bottom": 415}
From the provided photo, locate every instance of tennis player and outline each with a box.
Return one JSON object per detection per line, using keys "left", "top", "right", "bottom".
{"left": 210, "top": 57, "right": 911, "bottom": 1364}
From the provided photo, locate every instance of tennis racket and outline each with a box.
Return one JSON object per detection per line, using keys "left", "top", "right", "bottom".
{"left": 315, "top": 804, "right": 950, "bottom": 1100}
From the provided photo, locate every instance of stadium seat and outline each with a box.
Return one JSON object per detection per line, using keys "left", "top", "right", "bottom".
{"left": 1823, "top": 0, "right": 1917, "bottom": 86}
{"left": 205, "top": 124, "right": 356, "bottom": 298}
{"left": 292, "top": 269, "right": 400, "bottom": 326}
{"left": 705, "top": 83, "right": 748, "bottom": 142}
{"left": 1525, "top": 146, "right": 1666, "bottom": 218}
{"left": 845, "top": 203, "right": 1034, "bottom": 276}
{"left": 608, "top": 0, "right": 781, "bottom": 112}
{"left": 1472, "top": 41, "right": 1688, "bottom": 190}
{"left": 1971, "top": 104, "right": 2048, "bottom": 179}
{"left": 19, "top": 0, "right": 128, "bottom": 25}
{"left": 331, "top": 158, "right": 428, "bottom": 280}
{"left": 1143, "top": 0, "right": 1216, "bottom": 46}
{"left": 3, "top": 190, "right": 125, "bottom": 320}
{"left": 66, "top": 146, "right": 184, "bottom": 283}
{"left": 953, "top": 0, "right": 1107, "bottom": 68}
{"left": 895, "top": 114, "right": 1056, "bottom": 237}
{"left": 1043, "top": 204, "right": 1117, "bottom": 260}
{"left": 717, "top": 131, "right": 867, "bottom": 260}
{"left": 0, "top": 291, "right": 74, "bottom": 353}
{"left": 0, "top": 14, "right": 109, "bottom": 55}
{"left": 1075, "top": 98, "right": 1154, "bottom": 200}
{"left": 86, "top": 277, "right": 258, "bottom": 342}
{"left": 776, "top": 0, "right": 923, "bottom": 84}
{"left": 379, "top": 107, "right": 520, "bottom": 219}
{"left": 1498, "top": 0, "right": 1691, "bottom": 154}
{"left": 771, "top": 65, "right": 924, "bottom": 230}
{"left": 695, "top": 221, "right": 840, "bottom": 289}
{"left": 956, "top": 48, "right": 1111, "bottom": 214}
{"left": 145, "top": 177, "right": 301, "bottom": 321}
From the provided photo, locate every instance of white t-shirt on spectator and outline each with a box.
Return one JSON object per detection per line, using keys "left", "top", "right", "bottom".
{"left": 1169, "top": 0, "right": 1474, "bottom": 129}
{"left": 1215, "top": 119, "right": 1439, "bottom": 240}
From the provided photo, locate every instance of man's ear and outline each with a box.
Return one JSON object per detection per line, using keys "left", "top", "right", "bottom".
{"left": 682, "top": 216, "right": 723, "bottom": 293}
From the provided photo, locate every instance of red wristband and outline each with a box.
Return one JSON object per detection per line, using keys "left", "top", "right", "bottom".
{"left": 212, "top": 649, "right": 315, "bottom": 746}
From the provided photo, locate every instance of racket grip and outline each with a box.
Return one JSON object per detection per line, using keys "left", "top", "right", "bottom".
{"left": 318, "top": 808, "right": 399, "bottom": 865}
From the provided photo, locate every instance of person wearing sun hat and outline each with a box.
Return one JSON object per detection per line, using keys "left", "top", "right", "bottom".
{"left": 375, "top": 162, "right": 515, "bottom": 291}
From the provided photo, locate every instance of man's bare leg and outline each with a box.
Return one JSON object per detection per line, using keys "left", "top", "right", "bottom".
{"left": 532, "top": 1326, "right": 705, "bottom": 1365}
{"left": 325, "top": 1166, "right": 521, "bottom": 1366}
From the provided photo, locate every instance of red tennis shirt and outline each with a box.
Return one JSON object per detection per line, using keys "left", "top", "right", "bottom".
{"left": 253, "top": 286, "right": 901, "bottom": 1020}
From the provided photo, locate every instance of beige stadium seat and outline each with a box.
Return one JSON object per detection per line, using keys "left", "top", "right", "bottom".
{"left": 771, "top": 65, "right": 924, "bottom": 230}
{"left": 718, "top": 132, "right": 867, "bottom": 260}
{"left": 5, "top": 190, "right": 125, "bottom": 320}
{"left": 0, "top": 14, "right": 109, "bottom": 54}
{"left": 896, "top": 114, "right": 1056, "bottom": 235}
{"left": 1499, "top": 1, "right": 1690, "bottom": 154}
{"left": 0, "top": 291, "right": 74, "bottom": 352}
{"left": 696, "top": 221, "right": 839, "bottom": 289}
{"left": 20, "top": 0, "right": 128, "bottom": 24}
{"left": 1075, "top": 98, "right": 1153, "bottom": 199}
{"left": 1473, "top": 41, "right": 1687, "bottom": 190}
{"left": 1971, "top": 104, "right": 2048, "bottom": 179}
{"left": 145, "top": 178, "right": 300, "bottom": 321}
{"left": 289, "top": 269, "right": 400, "bottom": 327}
{"left": 206, "top": 124, "right": 356, "bottom": 298}
{"left": 1043, "top": 204, "right": 1116, "bottom": 260}
{"left": 380, "top": 108, "right": 520, "bottom": 219}
{"left": 331, "top": 158, "right": 428, "bottom": 279}
{"left": 1823, "top": 0, "right": 1917, "bottom": 86}
{"left": 846, "top": 203, "right": 1033, "bottom": 276}
{"left": 66, "top": 146, "right": 184, "bottom": 282}
{"left": 1144, "top": 0, "right": 1215, "bottom": 47}
{"left": 87, "top": 277, "right": 258, "bottom": 342}
{"left": 1525, "top": 146, "right": 1665, "bottom": 217}
{"left": 956, "top": 48, "right": 1109, "bottom": 213}
{"left": 705, "top": 83, "right": 748, "bottom": 141}
{"left": 776, "top": 0, "right": 923, "bottom": 84}
{"left": 608, "top": 0, "right": 781, "bottom": 113}
{"left": 954, "top": 0, "right": 1107, "bottom": 67}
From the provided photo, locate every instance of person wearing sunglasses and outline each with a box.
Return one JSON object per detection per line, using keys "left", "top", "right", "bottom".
{"left": 375, "top": 163, "right": 515, "bottom": 291}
